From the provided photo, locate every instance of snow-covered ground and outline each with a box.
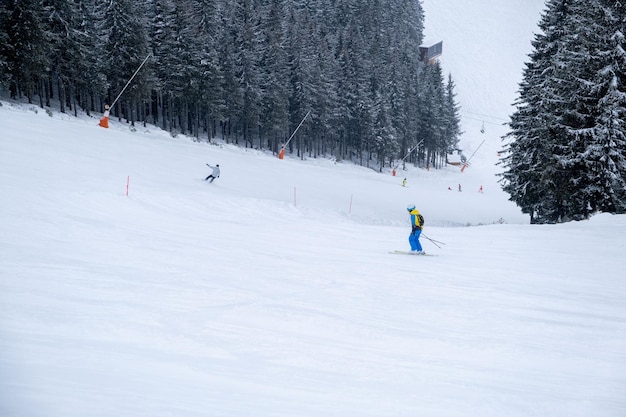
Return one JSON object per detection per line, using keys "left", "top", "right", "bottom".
{"left": 1, "top": 100, "right": 625, "bottom": 417}
{"left": 2, "top": 1, "right": 626, "bottom": 416}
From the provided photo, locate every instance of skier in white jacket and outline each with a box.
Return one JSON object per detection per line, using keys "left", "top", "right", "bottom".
{"left": 204, "top": 163, "right": 220, "bottom": 182}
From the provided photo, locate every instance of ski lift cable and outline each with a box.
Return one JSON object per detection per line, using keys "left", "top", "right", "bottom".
{"left": 460, "top": 114, "right": 505, "bottom": 125}
{"left": 460, "top": 109, "right": 509, "bottom": 122}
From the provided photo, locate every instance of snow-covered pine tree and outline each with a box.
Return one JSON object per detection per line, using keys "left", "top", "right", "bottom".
{"left": 214, "top": 1, "right": 243, "bottom": 144}
{"left": 543, "top": 0, "right": 626, "bottom": 220}
{"left": 306, "top": 0, "right": 340, "bottom": 159}
{"left": 233, "top": 0, "right": 263, "bottom": 148}
{"left": 150, "top": 0, "right": 202, "bottom": 134}
{"left": 0, "top": 2, "right": 10, "bottom": 85}
{"left": 502, "top": 0, "right": 581, "bottom": 223}
{"left": 503, "top": 0, "right": 626, "bottom": 223}
{"left": 98, "top": 0, "right": 150, "bottom": 126}
{"left": 361, "top": 0, "right": 388, "bottom": 167}
{"left": 44, "top": 0, "right": 100, "bottom": 115}
{"left": 371, "top": 89, "right": 399, "bottom": 171}
{"left": 575, "top": 0, "right": 626, "bottom": 214}
{"left": 258, "top": 0, "right": 290, "bottom": 153}
{"left": 172, "top": 0, "right": 210, "bottom": 138}
{"left": 71, "top": 0, "right": 103, "bottom": 116}
{"left": 286, "top": 0, "right": 327, "bottom": 159}
{"left": 0, "top": 0, "right": 455, "bottom": 172}
{"left": 190, "top": 0, "right": 224, "bottom": 141}
{"left": 417, "top": 61, "right": 447, "bottom": 169}
{"left": 539, "top": 0, "right": 597, "bottom": 222}
{"left": 0, "top": 3, "right": 8, "bottom": 84}
{"left": 387, "top": 0, "right": 425, "bottom": 168}
{"left": 216, "top": 0, "right": 263, "bottom": 147}
{"left": 1, "top": 0, "right": 49, "bottom": 105}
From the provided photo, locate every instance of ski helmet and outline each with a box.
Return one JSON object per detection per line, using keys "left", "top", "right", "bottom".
{"left": 407, "top": 204, "right": 415, "bottom": 211}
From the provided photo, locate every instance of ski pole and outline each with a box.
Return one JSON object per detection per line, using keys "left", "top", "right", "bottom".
{"left": 424, "top": 237, "right": 441, "bottom": 249}
{"left": 422, "top": 233, "right": 445, "bottom": 248}
{"left": 109, "top": 53, "right": 152, "bottom": 110}
{"left": 421, "top": 233, "right": 445, "bottom": 244}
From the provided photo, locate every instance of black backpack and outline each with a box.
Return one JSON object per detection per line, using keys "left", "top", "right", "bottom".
{"left": 418, "top": 214, "right": 424, "bottom": 227}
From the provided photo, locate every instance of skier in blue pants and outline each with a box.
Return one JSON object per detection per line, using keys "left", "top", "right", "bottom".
{"left": 407, "top": 204, "right": 425, "bottom": 255}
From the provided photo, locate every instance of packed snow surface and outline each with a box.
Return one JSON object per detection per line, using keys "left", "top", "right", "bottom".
{"left": 1, "top": 1, "right": 626, "bottom": 415}
{"left": 1, "top": 100, "right": 625, "bottom": 417}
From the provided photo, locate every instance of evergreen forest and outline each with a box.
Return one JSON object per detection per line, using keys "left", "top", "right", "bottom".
{"left": 0, "top": 0, "right": 461, "bottom": 170}
{"left": 501, "top": 0, "right": 626, "bottom": 223}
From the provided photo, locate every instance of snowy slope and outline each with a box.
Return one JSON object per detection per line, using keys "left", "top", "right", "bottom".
{"left": 1, "top": 101, "right": 625, "bottom": 417}
{"left": 1, "top": 1, "right": 626, "bottom": 416}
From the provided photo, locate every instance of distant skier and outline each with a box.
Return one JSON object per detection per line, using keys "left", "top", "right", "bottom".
{"left": 205, "top": 163, "right": 220, "bottom": 182}
{"left": 402, "top": 178, "right": 407, "bottom": 187}
{"left": 407, "top": 204, "right": 425, "bottom": 255}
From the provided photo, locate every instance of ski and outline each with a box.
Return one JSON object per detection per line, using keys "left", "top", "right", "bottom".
{"left": 390, "top": 250, "right": 437, "bottom": 256}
